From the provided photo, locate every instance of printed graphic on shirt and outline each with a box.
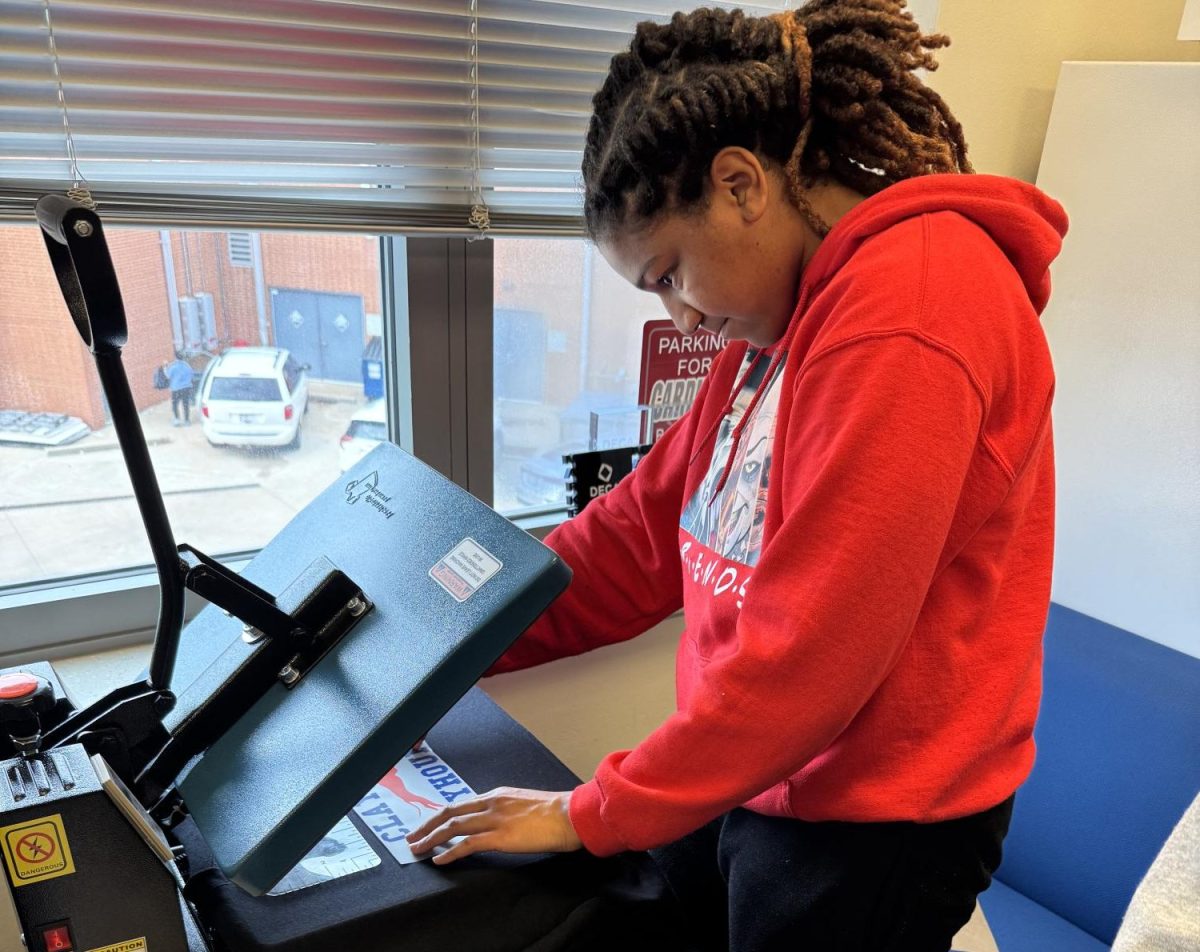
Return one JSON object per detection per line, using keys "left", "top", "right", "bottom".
{"left": 352, "top": 741, "right": 476, "bottom": 865}
{"left": 680, "top": 349, "right": 783, "bottom": 567}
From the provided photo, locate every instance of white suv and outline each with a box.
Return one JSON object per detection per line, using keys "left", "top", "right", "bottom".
{"left": 199, "top": 347, "right": 309, "bottom": 449}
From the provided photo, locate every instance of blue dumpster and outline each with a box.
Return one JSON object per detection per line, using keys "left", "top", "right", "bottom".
{"left": 362, "top": 336, "right": 384, "bottom": 399}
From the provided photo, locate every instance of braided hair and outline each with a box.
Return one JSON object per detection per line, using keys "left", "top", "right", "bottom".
{"left": 582, "top": 0, "right": 970, "bottom": 240}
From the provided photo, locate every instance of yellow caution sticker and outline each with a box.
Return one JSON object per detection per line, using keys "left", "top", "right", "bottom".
{"left": 85, "top": 939, "right": 147, "bottom": 952}
{"left": 0, "top": 813, "right": 75, "bottom": 887}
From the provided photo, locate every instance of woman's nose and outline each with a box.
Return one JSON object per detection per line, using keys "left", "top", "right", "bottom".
{"left": 666, "top": 300, "right": 703, "bottom": 335}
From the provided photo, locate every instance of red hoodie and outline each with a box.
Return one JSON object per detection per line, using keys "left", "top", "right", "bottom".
{"left": 490, "top": 174, "right": 1069, "bottom": 857}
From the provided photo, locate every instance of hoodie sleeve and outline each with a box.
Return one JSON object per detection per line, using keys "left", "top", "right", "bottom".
{"left": 568, "top": 331, "right": 988, "bottom": 855}
{"left": 487, "top": 350, "right": 735, "bottom": 675}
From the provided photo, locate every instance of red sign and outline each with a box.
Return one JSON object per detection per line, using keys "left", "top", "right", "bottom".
{"left": 638, "top": 320, "right": 727, "bottom": 441}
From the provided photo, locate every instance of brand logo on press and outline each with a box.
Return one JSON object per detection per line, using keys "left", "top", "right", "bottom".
{"left": 344, "top": 471, "right": 395, "bottom": 519}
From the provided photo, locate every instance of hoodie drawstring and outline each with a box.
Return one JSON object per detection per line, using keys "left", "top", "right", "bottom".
{"left": 703, "top": 287, "right": 811, "bottom": 504}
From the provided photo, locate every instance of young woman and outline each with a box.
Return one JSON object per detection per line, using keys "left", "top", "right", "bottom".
{"left": 409, "top": 2, "right": 1068, "bottom": 947}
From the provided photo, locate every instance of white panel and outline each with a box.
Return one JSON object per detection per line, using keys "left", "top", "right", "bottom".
{"left": 1036, "top": 62, "right": 1200, "bottom": 656}
{"left": 906, "top": 0, "right": 940, "bottom": 34}
{"left": 1181, "top": 0, "right": 1200, "bottom": 40}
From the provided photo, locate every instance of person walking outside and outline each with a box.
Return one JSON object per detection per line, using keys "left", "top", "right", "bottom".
{"left": 164, "top": 353, "right": 194, "bottom": 427}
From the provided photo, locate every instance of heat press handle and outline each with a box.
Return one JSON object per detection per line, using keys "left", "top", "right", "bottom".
{"left": 35, "top": 194, "right": 128, "bottom": 355}
{"left": 35, "top": 194, "right": 183, "bottom": 693}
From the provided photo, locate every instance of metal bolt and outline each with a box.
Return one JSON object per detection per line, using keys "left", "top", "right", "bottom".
{"left": 279, "top": 659, "right": 301, "bottom": 685}
{"left": 242, "top": 623, "right": 266, "bottom": 645}
{"left": 72, "top": 220, "right": 93, "bottom": 237}
{"left": 347, "top": 596, "right": 367, "bottom": 617}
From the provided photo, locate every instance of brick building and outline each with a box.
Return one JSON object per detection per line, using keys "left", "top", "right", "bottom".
{"left": 1, "top": 225, "right": 658, "bottom": 440}
{"left": 0, "top": 226, "right": 381, "bottom": 429}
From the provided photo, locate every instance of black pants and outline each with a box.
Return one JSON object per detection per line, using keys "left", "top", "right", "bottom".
{"left": 172, "top": 386, "right": 193, "bottom": 421}
{"left": 649, "top": 797, "right": 1013, "bottom": 952}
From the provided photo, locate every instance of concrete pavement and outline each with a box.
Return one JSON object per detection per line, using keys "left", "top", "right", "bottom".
{"left": 0, "top": 381, "right": 369, "bottom": 588}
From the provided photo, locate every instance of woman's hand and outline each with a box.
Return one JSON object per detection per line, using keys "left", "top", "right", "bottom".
{"left": 405, "top": 786, "right": 582, "bottom": 865}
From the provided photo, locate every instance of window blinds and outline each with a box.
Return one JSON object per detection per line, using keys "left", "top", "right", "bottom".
{"left": 0, "top": 0, "right": 792, "bottom": 234}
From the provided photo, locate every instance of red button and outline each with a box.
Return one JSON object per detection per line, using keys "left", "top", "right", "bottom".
{"left": 0, "top": 673, "right": 40, "bottom": 700}
{"left": 42, "top": 924, "right": 73, "bottom": 952}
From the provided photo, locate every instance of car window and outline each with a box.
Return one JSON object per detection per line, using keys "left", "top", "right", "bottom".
{"left": 197, "top": 357, "right": 216, "bottom": 398}
{"left": 348, "top": 421, "right": 388, "bottom": 442}
{"left": 209, "top": 377, "right": 283, "bottom": 402}
{"left": 283, "top": 357, "right": 300, "bottom": 394}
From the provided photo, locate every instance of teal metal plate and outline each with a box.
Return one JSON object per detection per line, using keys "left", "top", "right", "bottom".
{"left": 173, "top": 444, "right": 570, "bottom": 895}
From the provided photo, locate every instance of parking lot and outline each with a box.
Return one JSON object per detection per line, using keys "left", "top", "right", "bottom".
{"left": 0, "top": 382, "right": 370, "bottom": 588}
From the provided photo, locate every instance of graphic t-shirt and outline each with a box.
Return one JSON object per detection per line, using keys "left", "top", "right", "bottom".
{"left": 677, "top": 350, "right": 784, "bottom": 653}
{"left": 680, "top": 349, "right": 783, "bottom": 569}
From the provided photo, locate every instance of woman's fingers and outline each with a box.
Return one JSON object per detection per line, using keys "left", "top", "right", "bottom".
{"left": 405, "top": 787, "right": 581, "bottom": 864}
{"left": 406, "top": 798, "right": 488, "bottom": 845}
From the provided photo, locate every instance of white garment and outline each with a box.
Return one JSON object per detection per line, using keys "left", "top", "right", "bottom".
{"left": 1112, "top": 792, "right": 1200, "bottom": 952}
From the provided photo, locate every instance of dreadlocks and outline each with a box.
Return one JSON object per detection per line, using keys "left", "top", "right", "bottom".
{"left": 582, "top": 0, "right": 970, "bottom": 240}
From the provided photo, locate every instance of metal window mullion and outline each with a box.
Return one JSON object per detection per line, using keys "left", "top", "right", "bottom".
{"left": 397, "top": 236, "right": 492, "bottom": 500}
{"left": 404, "top": 237, "right": 455, "bottom": 480}
{"left": 381, "top": 235, "right": 414, "bottom": 455}
{"left": 447, "top": 240, "right": 470, "bottom": 488}
{"left": 464, "top": 238, "right": 495, "bottom": 505}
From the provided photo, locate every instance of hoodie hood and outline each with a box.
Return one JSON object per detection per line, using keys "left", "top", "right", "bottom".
{"left": 800, "top": 173, "right": 1069, "bottom": 316}
{"left": 704, "top": 174, "right": 1067, "bottom": 500}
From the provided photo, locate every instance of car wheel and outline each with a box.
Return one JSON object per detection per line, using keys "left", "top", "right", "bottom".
{"left": 287, "top": 427, "right": 302, "bottom": 451}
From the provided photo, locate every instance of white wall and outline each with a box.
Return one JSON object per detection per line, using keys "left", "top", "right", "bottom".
{"left": 1036, "top": 62, "right": 1200, "bottom": 657}
{"left": 929, "top": 0, "right": 1200, "bottom": 183}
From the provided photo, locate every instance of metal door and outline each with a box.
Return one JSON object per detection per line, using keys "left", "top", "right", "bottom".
{"left": 271, "top": 289, "right": 363, "bottom": 382}
{"left": 315, "top": 292, "right": 364, "bottom": 382}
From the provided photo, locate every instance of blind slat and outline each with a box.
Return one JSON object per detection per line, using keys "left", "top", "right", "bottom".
{"left": 0, "top": 0, "right": 792, "bottom": 231}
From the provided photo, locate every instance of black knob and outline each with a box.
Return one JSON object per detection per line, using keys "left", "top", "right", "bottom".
{"left": 0, "top": 672, "right": 57, "bottom": 743}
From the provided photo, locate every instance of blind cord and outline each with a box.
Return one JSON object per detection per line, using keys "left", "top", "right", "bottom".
{"left": 42, "top": 0, "right": 95, "bottom": 209}
{"left": 467, "top": 0, "right": 490, "bottom": 239}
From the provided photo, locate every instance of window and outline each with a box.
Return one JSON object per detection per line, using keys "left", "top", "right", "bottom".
{"left": 207, "top": 378, "right": 282, "bottom": 402}
{"left": 0, "top": 0, "right": 816, "bottom": 654}
{"left": 282, "top": 357, "right": 302, "bottom": 396}
{"left": 492, "top": 239, "right": 665, "bottom": 515}
{"left": 0, "top": 224, "right": 387, "bottom": 592}
{"left": 346, "top": 420, "right": 388, "bottom": 443}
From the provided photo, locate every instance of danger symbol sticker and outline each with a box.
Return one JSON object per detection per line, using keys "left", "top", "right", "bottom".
{"left": 1, "top": 814, "right": 75, "bottom": 887}
{"left": 15, "top": 831, "right": 56, "bottom": 864}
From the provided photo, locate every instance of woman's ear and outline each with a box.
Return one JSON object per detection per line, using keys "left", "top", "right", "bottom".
{"left": 708, "top": 147, "right": 770, "bottom": 222}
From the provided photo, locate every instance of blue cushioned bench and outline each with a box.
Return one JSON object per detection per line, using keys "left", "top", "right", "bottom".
{"left": 978, "top": 603, "right": 1200, "bottom": 950}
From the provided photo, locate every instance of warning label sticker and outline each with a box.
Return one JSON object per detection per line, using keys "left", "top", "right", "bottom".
{"left": 0, "top": 813, "right": 75, "bottom": 887}
{"left": 429, "top": 537, "right": 502, "bottom": 603}
{"left": 85, "top": 939, "right": 147, "bottom": 952}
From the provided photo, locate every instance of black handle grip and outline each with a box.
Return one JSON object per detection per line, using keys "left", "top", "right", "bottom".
{"left": 34, "top": 193, "right": 77, "bottom": 245}
{"left": 34, "top": 193, "right": 128, "bottom": 354}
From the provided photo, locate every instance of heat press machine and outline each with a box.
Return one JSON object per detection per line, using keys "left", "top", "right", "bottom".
{"left": 0, "top": 197, "right": 681, "bottom": 952}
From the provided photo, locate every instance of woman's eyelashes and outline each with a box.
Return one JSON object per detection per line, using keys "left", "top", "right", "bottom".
{"left": 658, "top": 270, "right": 677, "bottom": 290}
